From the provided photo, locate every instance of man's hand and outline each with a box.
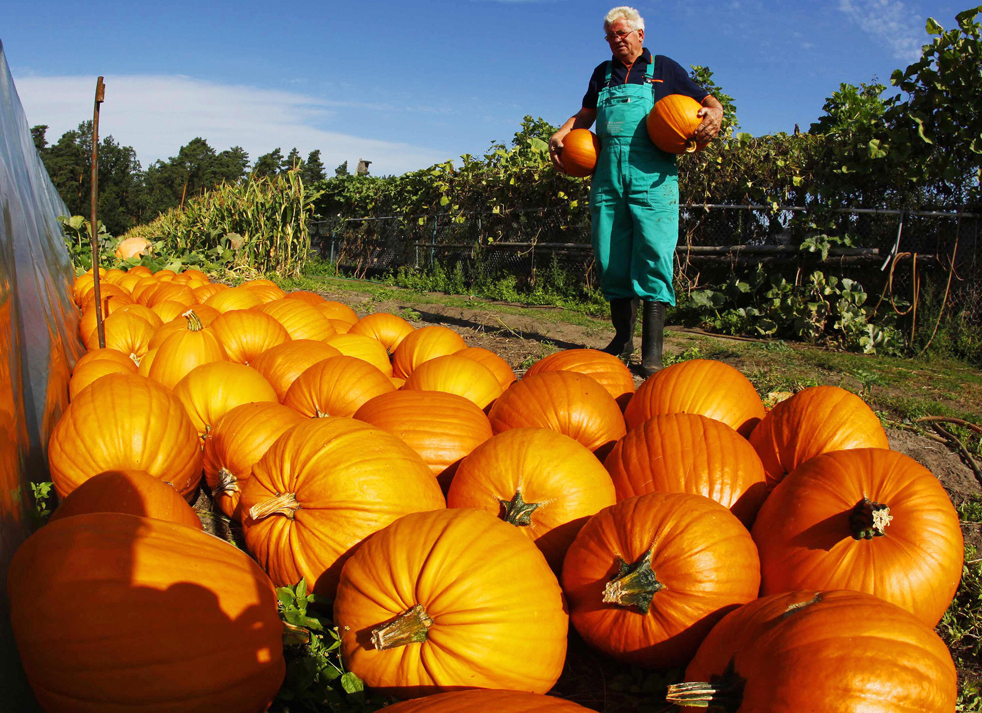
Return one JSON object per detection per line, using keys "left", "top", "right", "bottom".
{"left": 693, "top": 106, "right": 723, "bottom": 144}
{"left": 549, "top": 133, "right": 567, "bottom": 172}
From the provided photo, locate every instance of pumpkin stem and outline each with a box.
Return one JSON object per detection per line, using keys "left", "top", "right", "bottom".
{"left": 371, "top": 604, "right": 433, "bottom": 651}
{"left": 181, "top": 309, "right": 204, "bottom": 332}
{"left": 215, "top": 468, "right": 240, "bottom": 496}
{"left": 282, "top": 622, "right": 310, "bottom": 647}
{"left": 602, "top": 548, "right": 663, "bottom": 614}
{"left": 849, "top": 497, "right": 892, "bottom": 540}
{"left": 314, "top": 408, "right": 329, "bottom": 418}
{"left": 665, "top": 659, "right": 745, "bottom": 711}
{"left": 499, "top": 488, "right": 540, "bottom": 526}
{"left": 129, "top": 352, "right": 141, "bottom": 367}
{"left": 684, "top": 138, "right": 699, "bottom": 153}
{"left": 781, "top": 592, "right": 822, "bottom": 619}
{"left": 249, "top": 492, "right": 299, "bottom": 521}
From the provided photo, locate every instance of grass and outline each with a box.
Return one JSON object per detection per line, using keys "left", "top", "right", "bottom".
{"left": 943, "top": 497, "right": 982, "bottom": 712}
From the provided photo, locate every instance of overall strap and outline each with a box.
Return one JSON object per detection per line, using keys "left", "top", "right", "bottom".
{"left": 644, "top": 57, "right": 655, "bottom": 79}
{"left": 603, "top": 61, "right": 613, "bottom": 87}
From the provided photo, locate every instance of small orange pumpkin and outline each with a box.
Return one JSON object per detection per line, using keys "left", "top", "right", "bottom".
{"left": 561, "top": 128, "right": 601, "bottom": 177}
{"left": 210, "top": 309, "right": 291, "bottom": 365}
{"left": 402, "top": 354, "right": 502, "bottom": 410}
{"left": 455, "top": 346, "right": 516, "bottom": 391}
{"left": 646, "top": 94, "right": 708, "bottom": 154}
{"left": 283, "top": 355, "right": 395, "bottom": 418}
{"left": 349, "top": 312, "right": 414, "bottom": 354}
{"left": 392, "top": 325, "right": 467, "bottom": 379}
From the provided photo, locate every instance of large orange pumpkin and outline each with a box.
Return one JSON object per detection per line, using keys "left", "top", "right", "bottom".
{"left": 455, "top": 346, "right": 517, "bottom": 391}
{"left": 325, "top": 333, "right": 394, "bottom": 376}
{"left": 525, "top": 348, "right": 635, "bottom": 410}
{"left": 250, "top": 339, "right": 342, "bottom": 401}
{"left": 49, "top": 470, "right": 202, "bottom": 529}
{"left": 245, "top": 284, "right": 287, "bottom": 303}
{"left": 73, "top": 347, "right": 139, "bottom": 373}
{"left": 8, "top": 513, "right": 285, "bottom": 713}
{"left": 603, "top": 413, "right": 767, "bottom": 528}
{"left": 561, "top": 128, "right": 601, "bottom": 177}
{"left": 748, "top": 384, "right": 889, "bottom": 489}
{"left": 334, "top": 508, "right": 568, "bottom": 697}
{"left": 646, "top": 94, "right": 707, "bottom": 154}
{"left": 202, "top": 402, "right": 305, "bottom": 520}
{"left": 318, "top": 300, "right": 359, "bottom": 325}
{"left": 624, "top": 359, "right": 765, "bottom": 437}
{"left": 392, "top": 325, "right": 467, "bottom": 379}
{"left": 240, "top": 418, "right": 445, "bottom": 596}
{"left": 354, "top": 390, "right": 493, "bottom": 491}
{"left": 146, "top": 310, "right": 227, "bottom": 390}
{"left": 255, "top": 299, "right": 337, "bottom": 341}
{"left": 379, "top": 690, "right": 592, "bottom": 712}
{"left": 173, "top": 362, "right": 278, "bottom": 439}
{"left": 205, "top": 286, "right": 263, "bottom": 313}
{"left": 669, "top": 590, "right": 957, "bottom": 712}
{"left": 349, "top": 312, "right": 415, "bottom": 354}
{"left": 488, "top": 371, "right": 626, "bottom": 456}
{"left": 48, "top": 374, "right": 203, "bottom": 500}
{"left": 448, "top": 428, "right": 616, "bottom": 569}
{"left": 562, "top": 492, "right": 760, "bottom": 669}
{"left": 209, "top": 309, "right": 291, "bottom": 365}
{"left": 282, "top": 355, "right": 396, "bottom": 418}
{"left": 402, "top": 354, "right": 503, "bottom": 410}
{"left": 751, "top": 448, "right": 963, "bottom": 626}
{"left": 69, "top": 359, "right": 137, "bottom": 400}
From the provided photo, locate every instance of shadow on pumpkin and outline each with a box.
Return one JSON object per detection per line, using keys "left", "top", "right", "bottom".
{"left": 8, "top": 509, "right": 285, "bottom": 712}
{"left": 786, "top": 509, "right": 849, "bottom": 553}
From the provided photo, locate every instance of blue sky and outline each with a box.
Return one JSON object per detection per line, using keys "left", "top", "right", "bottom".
{"left": 3, "top": 0, "right": 967, "bottom": 176}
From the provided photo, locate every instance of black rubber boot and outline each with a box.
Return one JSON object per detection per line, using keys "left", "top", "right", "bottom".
{"left": 601, "top": 298, "right": 638, "bottom": 363}
{"left": 640, "top": 301, "right": 666, "bottom": 377}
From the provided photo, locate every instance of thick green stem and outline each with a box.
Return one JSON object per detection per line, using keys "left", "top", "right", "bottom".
{"left": 849, "top": 497, "right": 892, "bottom": 540}
{"left": 371, "top": 604, "right": 433, "bottom": 651}
{"left": 249, "top": 492, "right": 299, "bottom": 521}
{"left": 602, "top": 548, "right": 663, "bottom": 614}
{"left": 181, "top": 309, "right": 204, "bottom": 332}
{"left": 499, "top": 488, "right": 540, "bottom": 526}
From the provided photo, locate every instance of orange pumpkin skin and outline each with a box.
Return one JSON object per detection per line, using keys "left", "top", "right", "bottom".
{"left": 241, "top": 278, "right": 279, "bottom": 290}
{"left": 349, "top": 312, "right": 415, "bottom": 354}
{"left": 624, "top": 359, "right": 765, "bottom": 437}
{"left": 150, "top": 300, "right": 192, "bottom": 324}
{"left": 403, "top": 354, "right": 503, "bottom": 410}
{"left": 49, "top": 470, "right": 202, "bottom": 529}
{"left": 79, "top": 295, "right": 133, "bottom": 347}
{"left": 240, "top": 418, "right": 446, "bottom": 597}
{"left": 256, "top": 299, "right": 337, "bottom": 341}
{"left": 334, "top": 509, "right": 568, "bottom": 697}
{"left": 326, "top": 333, "right": 394, "bottom": 376}
{"left": 97, "top": 310, "right": 156, "bottom": 358}
{"left": 672, "top": 590, "right": 957, "bottom": 712}
{"left": 318, "top": 300, "right": 359, "bottom": 325}
{"left": 561, "top": 128, "right": 601, "bottom": 177}
{"left": 392, "top": 325, "right": 467, "bottom": 379}
{"left": 205, "top": 285, "right": 263, "bottom": 313}
{"left": 448, "top": 428, "right": 616, "bottom": 569}
{"left": 354, "top": 390, "right": 493, "bottom": 491}
{"left": 173, "top": 362, "right": 278, "bottom": 439}
{"left": 751, "top": 448, "right": 963, "bottom": 626}
{"left": 603, "top": 413, "right": 767, "bottom": 528}
{"left": 380, "top": 690, "right": 592, "bottom": 712}
{"left": 489, "top": 371, "right": 626, "bottom": 456}
{"left": 193, "top": 283, "right": 227, "bottom": 304}
{"left": 646, "top": 94, "right": 707, "bottom": 154}
{"left": 147, "top": 312, "right": 228, "bottom": 390}
{"left": 183, "top": 303, "right": 220, "bottom": 325}
{"left": 285, "top": 290, "right": 326, "bottom": 305}
{"left": 49, "top": 374, "right": 202, "bottom": 500}
{"left": 69, "top": 359, "right": 136, "bottom": 400}
{"left": 455, "top": 346, "right": 516, "bottom": 391}
{"left": 561, "top": 492, "right": 760, "bottom": 669}
{"left": 210, "top": 309, "right": 291, "bottom": 365}
{"left": 203, "top": 402, "right": 304, "bottom": 519}
{"left": 525, "top": 348, "right": 635, "bottom": 410}
{"left": 126, "top": 264, "right": 152, "bottom": 277}
{"left": 251, "top": 339, "right": 342, "bottom": 401}
{"left": 8, "top": 513, "right": 285, "bottom": 713}
{"left": 116, "top": 303, "right": 164, "bottom": 330}
{"left": 145, "top": 283, "right": 195, "bottom": 309}
{"left": 73, "top": 347, "right": 139, "bottom": 373}
{"left": 283, "top": 355, "right": 396, "bottom": 418}
{"left": 749, "top": 384, "right": 889, "bottom": 489}
{"left": 329, "top": 318, "right": 353, "bottom": 334}
{"left": 114, "top": 235, "right": 152, "bottom": 259}
{"left": 245, "top": 284, "right": 287, "bottom": 303}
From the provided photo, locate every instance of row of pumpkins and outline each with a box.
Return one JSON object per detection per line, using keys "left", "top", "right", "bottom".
{"left": 7, "top": 264, "right": 964, "bottom": 712}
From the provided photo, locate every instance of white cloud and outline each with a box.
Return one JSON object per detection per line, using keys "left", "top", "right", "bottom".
{"left": 12, "top": 74, "right": 454, "bottom": 176}
{"left": 838, "top": 0, "right": 924, "bottom": 62}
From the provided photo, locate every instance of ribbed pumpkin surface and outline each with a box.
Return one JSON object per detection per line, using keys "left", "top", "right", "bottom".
{"left": 392, "top": 325, "right": 467, "bottom": 378}
{"left": 205, "top": 286, "right": 263, "bottom": 313}
{"left": 646, "top": 94, "right": 706, "bottom": 154}
{"left": 380, "top": 690, "right": 592, "bottom": 712}
{"left": 256, "top": 299, "right": 337, "bottom": 341}
{"left": 326, "top": 333, "right": 394, "bottom": 376}
{"left": 402, "top": 354, "right": 503, "bottom": 409}
{"left": 48, "top": 373, "right": 203, "bottom": 500}
{"left": 209, "top": 309, "right": 291, "bottom": 365}
{"left": 525, "top": 348, "right": 635, "bottom": 410}
{"left": 250, "top": 339, "right": 341, "bottom": 401}
{"left": 173, "top": 362, "right": 278, "bottom": 438}
{"left": 349, "top": 312, "right": 415, "bottom": 354}
{"left": 334, "top": 509, "right": 568, "bottom": 697}
{"left": 69, "top": 359, "right": 137, "bottom": 400}
{"left": 455, "top": 346, "right": 517, "bottom": 391}
{"left": 8, "top": 513, "right": 285, "bottom": 713}
{"left": 561, "top": 128, "right": 600, "bottom": 177}
{"left": 283, "top": 355, "right": 395, "bottom": 418}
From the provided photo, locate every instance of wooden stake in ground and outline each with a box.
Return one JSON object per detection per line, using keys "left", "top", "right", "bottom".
{"left": 90, "top": 76, "right": 106, "bottom": 349}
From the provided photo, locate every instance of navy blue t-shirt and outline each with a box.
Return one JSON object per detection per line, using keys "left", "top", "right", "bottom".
{"left": 582, "top": 48, "right": 709, "bottom": 110}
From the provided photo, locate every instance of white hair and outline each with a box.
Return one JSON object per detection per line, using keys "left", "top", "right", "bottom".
{"left": 604, "top": 6, "right": 645, "bottom": 31}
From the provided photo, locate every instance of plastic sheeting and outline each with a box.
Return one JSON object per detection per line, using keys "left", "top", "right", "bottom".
{"left": 0, "top": 39, "right": 82, "bottom": 709}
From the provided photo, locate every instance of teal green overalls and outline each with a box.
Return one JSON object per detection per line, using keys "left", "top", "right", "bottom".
{"left": 590, "top": 59, "right": 679, "bottom": 305}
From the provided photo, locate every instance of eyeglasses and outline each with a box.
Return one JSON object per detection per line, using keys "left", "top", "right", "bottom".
{"left": 604, "top": 29, "right": 637, "bottom": 42}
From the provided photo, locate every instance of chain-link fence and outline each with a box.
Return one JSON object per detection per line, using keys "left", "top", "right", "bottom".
{"left": 311, "top": 205, "right": 980, "bottom": 325}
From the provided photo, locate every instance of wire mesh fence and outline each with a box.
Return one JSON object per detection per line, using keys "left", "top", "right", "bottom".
{"left": 311, "top": 205, "right": 980, "bottom": 325}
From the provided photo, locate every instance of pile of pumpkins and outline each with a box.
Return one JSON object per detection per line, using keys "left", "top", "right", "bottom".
{"left": 6, "top": 265, "right": 965, "bottom": 712}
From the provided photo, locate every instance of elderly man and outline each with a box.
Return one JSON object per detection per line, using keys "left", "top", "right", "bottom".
{"left": 550, "top": 6, "right": 723, "bottom": 375}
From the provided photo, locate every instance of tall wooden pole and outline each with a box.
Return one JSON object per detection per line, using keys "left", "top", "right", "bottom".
{"left": 90, "top": 77, "right": 106, "bottom": 348}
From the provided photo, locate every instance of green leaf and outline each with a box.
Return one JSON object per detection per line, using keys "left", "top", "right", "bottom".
{"left": 277, "top": 588, "right": 296, "bottom": 607}
{"left": 529, "top": 137, "right": 549, "bottom": 153}
{"left": 910, "top": 112, "right": 934, "bottom": 144}
{"left": 296, "top": 578, "right": 307, "bottom": 602}
{"left": 340, "top": 672, "right": 364, "bottom": 694}
{"left": 439, "top": 196, "right": 450, "bottom": 207}
{"left": 925, "top": 17, "right": 943, "bottom": 35}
